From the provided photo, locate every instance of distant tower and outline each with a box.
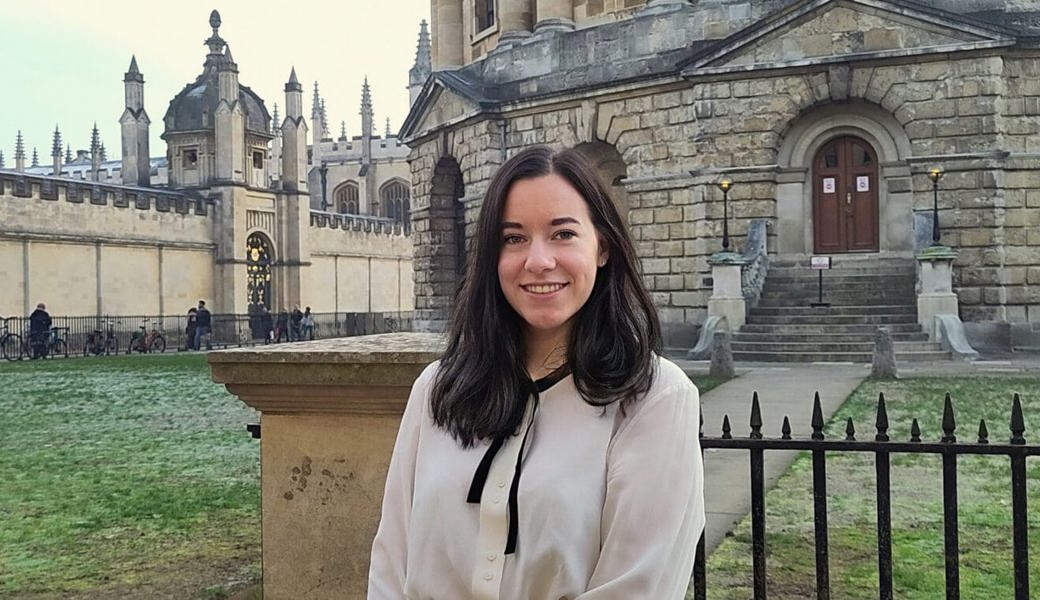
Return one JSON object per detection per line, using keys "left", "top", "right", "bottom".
{"left": 214, "top": 38, "right": 245, "bottom": 183}
{"left": 360, "top": 77, "right": 374, "bottom": 166}
{"left": 31, "top": 147, "right": 39, "bottom": 168}
{"left": 90, "top": 123, "right": 101, "bottom": 181}
{"left": 51, "top": 125, "right": 63, "bottom": 175}
{"left": 268, "top": 102, "right": 282, "bottom": 185}
{"left": 281, "top": 67, "right": 308, "bottom": 192}
{"left": 14, "top": 130, "right": 25, "bottom": 171}
{"left": 409, "top": 20, "right": 432, "bottom": 106}
{"left": 311, "top": 82, "right": 324, "bottom": 166}
{"left": 120, "top": 55, "right": 151, "bottom": 186}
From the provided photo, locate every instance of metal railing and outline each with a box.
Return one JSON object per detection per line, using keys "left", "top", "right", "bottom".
{"left": 692, "top": 391, "right": 1038, "bottom": 600}
{"left": 0, "top": 311, "right": 413, "bottom": 359}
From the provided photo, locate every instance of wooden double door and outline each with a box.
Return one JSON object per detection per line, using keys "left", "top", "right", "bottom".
{"left": 813, "top": 136, "right": 879, "bottom": 253}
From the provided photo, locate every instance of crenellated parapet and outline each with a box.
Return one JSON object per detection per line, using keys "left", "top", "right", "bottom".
{"left": 309, "top": 211, "right": 410, "bottom": 236}
{"left": 0, "top": 170, "right": 209, "bottom": 216}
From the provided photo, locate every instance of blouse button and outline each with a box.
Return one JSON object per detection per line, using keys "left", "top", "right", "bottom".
{"left": 497, "top": 481, "right": 506, "bottom": 488}
{"left": 492, "top": 497, "right": 501, "bottom": 504}
{"left": 483, "top": 572, "right": 494, "bottom": 581}
{"left": 487, "top": 553, "right": 497, "bottom": 562}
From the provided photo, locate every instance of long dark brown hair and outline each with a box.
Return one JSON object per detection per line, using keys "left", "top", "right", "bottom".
{"left": 430, "top": 145, "right": 661, "bottom": 447}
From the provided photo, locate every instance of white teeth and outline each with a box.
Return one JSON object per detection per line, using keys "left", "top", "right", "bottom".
{"left": 525, "top": 283, "right": 565, "bottom": 294}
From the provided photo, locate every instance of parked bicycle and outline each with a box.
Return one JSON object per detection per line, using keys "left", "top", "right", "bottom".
{"left": 84, "top": 320, "right": 119, "bottom": 356}
{"left": 1, "top": 317, "right": 24, "bottom": 361}
{"left": 40, "top": 327, "right": 69, "bottom": 359}
{"left": 128, "top": 319, "right": 166, "bottom": 354}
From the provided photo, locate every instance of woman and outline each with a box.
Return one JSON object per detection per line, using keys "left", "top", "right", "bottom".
{"left": 184, "top": 307, "right": 198, "bottom": 351}
{"left": 369, "top": 146, "right": 704, "bottom": 599}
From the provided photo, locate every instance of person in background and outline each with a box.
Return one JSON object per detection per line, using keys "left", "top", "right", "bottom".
{"left": 275, "top": 308, "right": 290, "bottom": 343}
{"left": 28, "top": 302, "right": 52, "bottom": 359}
{"left": 194, "top": 300, "right": 212, "bottom": 351}
{"left": 185, "top": 307, "right": 198, "bottom": 350}
{"left": 301, "top": 306, "right": 315, "bottom": 341}
{"left": 290, "top": 305, "right": 304, "bottom": 342}
{"left": 369, "top": 146, "right": 704, "bottom": 599}
{"left": 260, "top": 305, "right": 274, "bottom": 344}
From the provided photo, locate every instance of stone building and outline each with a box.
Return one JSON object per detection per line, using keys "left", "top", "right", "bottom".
{"left": 402, "top": 0, "right": 1040, "bottom": 349}
{"left": 0, "top": 11, "right": 418, "bottom": 319}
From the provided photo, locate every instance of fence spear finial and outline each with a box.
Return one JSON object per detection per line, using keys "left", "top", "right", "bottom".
{"left": 811, "top": 391, "right": 825, "bottom": 440}
{"left": 941, "top": 392, "right": 956, "bottom": 443}
{"left": 750, "top": 392, "right": 763, "bottom": 440}
{"left": 721, "top": 415, "right": 732, "bottom": 439}
{"left": 845, "top": 417, "right": 856, "bottom": 441}
{"left": 1010, "top": 393, "right": 1025, "bottom": 445}
{"left": 977, "top": 419, "right": 989, "bottom": 444}
{"left": 781, "top": 416, "right": 791, "bottom": 440}
{"left": 875, "top": 392, "right": 890, "bottom": 442}
{"left": 910, "top": 418, "right": 922, "bottom": 443}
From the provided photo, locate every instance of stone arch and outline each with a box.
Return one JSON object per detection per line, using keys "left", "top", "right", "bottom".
{"left": 415, "top": 154, "right": 465, "bottom": 332}
{"left": 334, "top": 180, "right": 360, "bottom": 214}
{"left": 774, "top": 102, "right": 914, "bottom": 255}
{"left": 572, "top": 140, "right": 629, "bottom": 222}
{"left": 379, "top": 177, "right": 411, "bottom": 223}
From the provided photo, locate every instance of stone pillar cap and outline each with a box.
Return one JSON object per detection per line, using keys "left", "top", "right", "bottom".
{"left": 708, "top": 250, "right": 746, "bottom": 265}
{"left": 915, "top": 245, "right": 957, "bottom": 261}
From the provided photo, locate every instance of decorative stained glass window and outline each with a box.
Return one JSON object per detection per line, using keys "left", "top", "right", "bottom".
{"left": 246, "top": 233, "right": 272, "bottom": 310}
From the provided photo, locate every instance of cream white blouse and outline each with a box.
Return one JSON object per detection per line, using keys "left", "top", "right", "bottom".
{"left": 368, "top": 356, "right": 704, "bottom": 600}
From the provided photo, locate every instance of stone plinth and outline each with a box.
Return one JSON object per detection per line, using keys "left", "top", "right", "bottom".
{"left": 916, "top": 245, "right": 958, "bottom": 338}
{"left": 209, "top": 333, "right": 445, "bottom": 600}
{"left": 708, "top": 251, "right": 747, "bottom": 330}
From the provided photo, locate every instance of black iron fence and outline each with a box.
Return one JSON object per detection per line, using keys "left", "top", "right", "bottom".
{"left": 0, "top": 311, "right": 412, "bottom": 359}
{"left": 692, "top": 392, "right": 1039, "bottom": 600}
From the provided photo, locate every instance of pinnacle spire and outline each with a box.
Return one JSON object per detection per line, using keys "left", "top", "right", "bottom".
{"left": 90, "top": 123, "right": 100, "bottom": 153}
{"left": 52, "top": 125, "right": 62, "bottom": 157}
{"left": 271, "top": 102, "right": 280, "bottom": 133}
{"left": 340, "top": 120, "right": 347, "bottom": 141}
{"left": 205, "top": 10, "right": 226, "bottom": 58}
{"left": 14, "top": 131, "right": 24, "bottom": 160}
{"left": 312, "top": 81, "right": 321, "bottom": 115}
{"left": 65, "top": 144, "right": 72, "bottom": 164}
{"left": 0, "top": 150, "right": 5, "bottom": 168}
{"left": 128, "top": 54, "right": 140, "bottom": 74}
{"left": 320, "top": 99, "right": 329, "bottom": 138}
{"left": 386, "top": 117, "right": 392, "bottom": 138}
{"left": 285, "top": 67, "right": 302, "bottom": 92}
{"left": 360, "top": 77, "right": 373, "bottom": 116}
{"left": 31, "top": 147, "right": 39, "bottom": 168}
{"left": 99, "top": 142, "right": 107, "bottom": 162}
{"left": 410, "top": 20, "right": 432, "bottom": 86}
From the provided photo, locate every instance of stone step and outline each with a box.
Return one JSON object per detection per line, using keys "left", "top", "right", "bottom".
{"left": 746, "top": 314, "right": 919, "bottom": 325}
{"left": 739, "top": 323, "right": 925, "bottom": 334}
{"left": 731, "top": 340, "right": 943, "bottom": 353}
{"left": 732, "top": 350, "right": 952, "bottom": 363}
{"left": 734, "top": 331, "right": 930, "bottom": 344}
{"left": 748, "top": 305, "right": 917, "bottom": 316}
{"left": 762, "top": 278, "right": 914, "bottom": 289}
{"left": 755, "top": 297, "right": 917, "bottom": 307}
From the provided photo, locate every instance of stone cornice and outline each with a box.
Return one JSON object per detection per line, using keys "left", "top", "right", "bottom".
{"left": 209, "top": 333, "right": 446, "bottom": 415}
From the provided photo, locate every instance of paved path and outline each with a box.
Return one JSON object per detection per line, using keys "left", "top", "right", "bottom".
{"left": 670, "top": 354, "right": 1040, "bottom": 555}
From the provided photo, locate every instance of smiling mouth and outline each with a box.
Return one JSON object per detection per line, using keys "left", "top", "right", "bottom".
{"left": 522, "top": 283, "right": 568, "bottom": 294}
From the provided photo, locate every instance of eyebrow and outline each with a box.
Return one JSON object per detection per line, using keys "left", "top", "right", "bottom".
{"left": 500, "top": 216, "right": 581, "bottom": 229}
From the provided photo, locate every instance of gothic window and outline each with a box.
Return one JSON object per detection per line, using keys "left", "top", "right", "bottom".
{"left": 380, "top": 180, "right": 410, "bottom": 223}
{"left": 246, "top": 233, "right": 273, "bottom": 310}
{"left": 336, "top": 181, "right": 360, "bottom": 214}
{"left": 252, "top": 151, "right": 264, "bottom": 169}
{"left": 183, "top": 148, "right": 198, "bottom": 169}
{"left": 476, "top": 0, "right": 495, "bottom": 32}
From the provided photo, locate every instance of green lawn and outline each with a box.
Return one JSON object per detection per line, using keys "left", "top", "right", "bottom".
{"left": 705, "top": 375, "right": 1040, "bottom": 600}
{"left": 0, "top": 354, "right": 261, "bottom": 599}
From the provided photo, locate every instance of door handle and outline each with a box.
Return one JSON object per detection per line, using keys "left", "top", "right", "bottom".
{"left": 846, "top": 192, "right": 852, "bottom": 206}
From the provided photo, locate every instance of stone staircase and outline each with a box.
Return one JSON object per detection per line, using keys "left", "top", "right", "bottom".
{"left": 732, "top": 257, "right": 950, "bottom": 362}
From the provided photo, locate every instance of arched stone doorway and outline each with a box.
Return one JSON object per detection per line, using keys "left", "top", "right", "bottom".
{"left": 414, "top": 155, "right": 465, "bottom": 332}
{"left": 812, "top": 135, "right": 879, "bottom": 253}
{"left": 573, "top": 141, "right": 629, "bottom": 221}
{"left": 246, "top": 232, "right": 274, "bottom": 310}
{"left": 776, "top": 103, "right": 913, "bottom": 256}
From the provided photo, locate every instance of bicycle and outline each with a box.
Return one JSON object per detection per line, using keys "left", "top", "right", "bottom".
{"left": 1, "top": 318, "right": 24, "bottom": 361}
{"left": 84, "top": 320, "right": 119, "bottom": 356}
{"left": 129, "top": 319, "right": 167, "bottom": 354}
{"left": 46, "top": 327, "right": 69, "bottom": 358}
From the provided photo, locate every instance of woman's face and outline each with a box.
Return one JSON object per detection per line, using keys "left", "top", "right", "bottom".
{"left": 497, "top": 173, "right": 607, "bottom": 344}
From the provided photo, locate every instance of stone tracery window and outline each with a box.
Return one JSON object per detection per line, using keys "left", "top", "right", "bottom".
{"left": 380, "top": 180, "right": 410, "bottom": 223}
{"left": 336, "top": 181, "right": 360, "bottom": 214}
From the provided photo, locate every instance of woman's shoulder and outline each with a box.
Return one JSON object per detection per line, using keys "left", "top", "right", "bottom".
{"left": 648, "top": 355, "right": 697, "bottom": 395}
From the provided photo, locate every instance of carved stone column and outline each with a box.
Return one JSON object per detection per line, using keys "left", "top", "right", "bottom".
{"left": 534, "top": 0, "right": 574, "bottom": 33}
{"left": 209, "top": 333, "right": 445, "bottom": 600}
{"left": 433, "top": 0, "right": 464, "bottom": 67}
{"left": 499, "top": 0, "right": 533, "bottom": 44}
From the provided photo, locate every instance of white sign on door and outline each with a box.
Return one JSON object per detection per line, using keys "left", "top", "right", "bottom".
{"left": 856, "top": 176, "right": 870, "bottom": 192}
{"left": 822, "top": 177, "right": 836, "bottom": 194}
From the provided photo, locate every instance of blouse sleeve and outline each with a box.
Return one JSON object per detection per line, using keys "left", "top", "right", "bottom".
{"left": 367, "top": 363, "right": 435, "bottom": 599}
{"left": 578, "top": 377, "right": 705, "bottom": 599}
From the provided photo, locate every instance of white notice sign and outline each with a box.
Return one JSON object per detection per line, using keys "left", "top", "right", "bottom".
{"left": 811, "top": 256, "right": 832, "bottom": 270}
{"left": 856, "top": 176, "right": 870, "bottom": 192}
{"left": 823, "top": 177, "right": 836, "bottom": 194}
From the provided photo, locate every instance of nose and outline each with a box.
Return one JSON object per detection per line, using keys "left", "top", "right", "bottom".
{"left": 523, "top": 240, "right": 555, "bottom": 272}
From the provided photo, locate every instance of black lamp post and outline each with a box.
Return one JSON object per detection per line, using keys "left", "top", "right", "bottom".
{"left": 717, "top": 176, "right": 733, "bottom": 251}
{"left": 928, "top": 166, "right": 943, "bottom": 246}
{"left": 319, "top": 161, "right": 330, "bottom": 211}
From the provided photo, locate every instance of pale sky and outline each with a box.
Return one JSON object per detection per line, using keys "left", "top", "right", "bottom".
{"left": 0, "top": 0, "right": 431, "bottom": 165}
